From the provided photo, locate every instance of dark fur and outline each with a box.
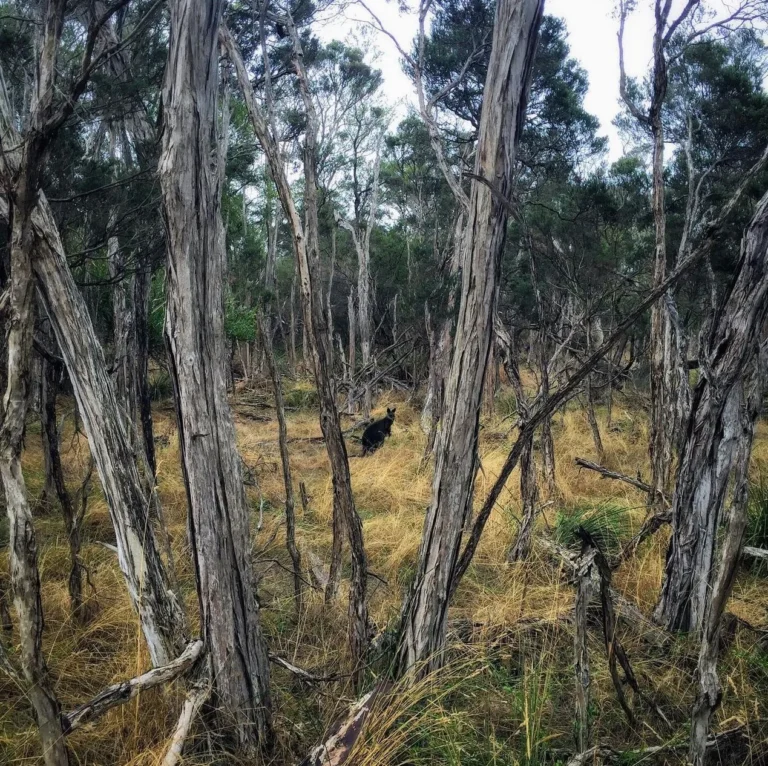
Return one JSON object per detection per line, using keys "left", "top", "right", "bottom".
{"left": 361, "top": 408, "right": 396, "bottom": 456}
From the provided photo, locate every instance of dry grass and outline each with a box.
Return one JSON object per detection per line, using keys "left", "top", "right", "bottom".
{"left": 1, "top": 381, "right": 767, "bottom": 764}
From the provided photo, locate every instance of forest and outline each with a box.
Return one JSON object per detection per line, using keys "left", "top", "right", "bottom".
{"left": 2, "top": 0, "right": 768, "bottom": 763}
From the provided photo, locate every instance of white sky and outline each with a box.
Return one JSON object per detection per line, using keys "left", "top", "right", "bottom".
{"left": 315, "top": 1, "right": 750, "bottom": 161}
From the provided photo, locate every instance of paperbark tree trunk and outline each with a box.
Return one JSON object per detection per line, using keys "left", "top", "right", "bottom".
{"left": 619, "top": 0, "right": 698, "bottom": 506}
{"left": 421, "top": 211, "right": 464, "bottom": 459}
{"left": 500, "top": 323, "right": 539, "bottom": 563}
{"left": 346, "top": 290, "right": 357, "bottom": 416}
{"left": 689, "top": 356, "right": 764, "bottom": 765}
{"left": 397, "top": 0, "right": 544, "bottom": 678}
{"left": 108, "top": 215, "right": 136, "bottom": 431}
{"left": 1, "top": 161, "right": 70, "bottom": 766}
{"left": 40, "top": 346, "right": 85, "bottom": 619}
{"left": 0, "top": 16, "right": 186, "bottom": 669}
{"left": 160, "top": 0, "right": 272, "bottom": 750}
{"left": 289, "top": 268, "right": 298, "bottom": 376}
{"left": 656, "top": 190, "right": 768, "bottom": 634}
{"left": 222, "top": 20, "right": 369, "bottom": 685}
{"left": 337, "top": 139, "right": 382, "bottom": 419}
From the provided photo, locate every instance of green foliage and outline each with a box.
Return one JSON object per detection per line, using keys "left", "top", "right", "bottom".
{"left": 554, "top": 502, "right": 631, "bottom": 559}
{"left": 225, "top": 296, "right": 257, "bottom": 343}
{"left": 283, "top": 385, "right": 320, "bottom": 410}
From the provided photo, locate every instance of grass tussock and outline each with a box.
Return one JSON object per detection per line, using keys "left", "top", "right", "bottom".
{"left": 1, "top": 380, "right": 767, "bottom": 764}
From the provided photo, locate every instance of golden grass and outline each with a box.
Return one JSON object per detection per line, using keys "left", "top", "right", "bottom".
{"left": 1, "top": 382, "right": 767, "bottom": 764}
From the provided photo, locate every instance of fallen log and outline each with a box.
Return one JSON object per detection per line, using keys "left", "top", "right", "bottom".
{"left": 743, "top": 545, "right": 768, "bottom": 562}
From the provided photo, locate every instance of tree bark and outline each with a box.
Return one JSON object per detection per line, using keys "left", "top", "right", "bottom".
{"left": 337, "top": 137, "right": 382, "bottom": 419}
{"left": 507, "top": 437, "right": 539, "bottom": 563}
{"left": 397, "top": 0, "right": 544, "bottom": 678}
{"left": 28, "top": 197, "right": 188, "bottom": 667}
{"left": 160, "top": 1, "right": 272, "bottom": 750}
{"left": 656, "top": 190, "right": 768, "bottom": 633}
{"left": 689, "top": 356, "right": 764, "bottom": 765}
{"left": 40, "top": 345, "right": 86, "bottom": 619}
{"left": 346, "top": 289, "right": 357, "bottom": 416}
{"left": 574, "top": 549, "right": 596, "bottom": 754}
{"left": 259, "top": 197, "right": 302, "bottom": 609}
{"left": 1, "top": 163, "right": 70, "bottom": 766}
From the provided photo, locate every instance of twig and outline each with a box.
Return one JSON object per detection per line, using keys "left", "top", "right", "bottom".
{"left": 268, "top": 654, "right": 342, "bottom": 684}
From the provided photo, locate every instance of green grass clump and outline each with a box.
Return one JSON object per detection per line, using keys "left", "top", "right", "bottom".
{"left": 554, "top": 501, "right": 631, "bottom": 559}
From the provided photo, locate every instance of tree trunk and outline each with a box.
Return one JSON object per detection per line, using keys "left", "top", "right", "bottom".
{"left": 689, "top": 358, "right": 763, "bottom": 764}
{"left": 421, "top": 211, "right": 464, "bottom": 459}
{"left": 160, "top": 1, "right": 272, "bottom": 750}
{"left": 346, "top": 290, "right": 357, "bottom": 416}
{"left": 506, "top": 436, "right": 539, "bottom": 562}
{"left": 260, "top": 196, "right": 302, "bottom": 609}
{"left": 656, "top": 190, "right": 768, "bottom": 634}
{"left": 134, "top": 261, "right": 156, "bottom": 476}
{"left": 540, "top": 416, "right": 557, "bottom": 499}
{"left": 327, "top": 226, "right": 335, "bottom": 368}
{"left": 289, "top": 268, "right": 298, "bottom": 376}
{"left": 40, "top": 346, "right": 85, "bottom": 619}
{"left": 397, "top": 0, "right": 544, "bottom": 678}
{"left": 1, "top": 178, "right": 70, "bottom": 766}
{"left": 108, "top": 216, "right": 136, "bottom": 432}
{"left": 574, "top": 550, "right": 595, "bottom": 754}
{"left": 646, "top": 10, "right": 684, "bottom": 508}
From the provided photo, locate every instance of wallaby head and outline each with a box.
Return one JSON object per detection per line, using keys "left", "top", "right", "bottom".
{"left": 386, "top": 407, "right": 396, "bottom": 421}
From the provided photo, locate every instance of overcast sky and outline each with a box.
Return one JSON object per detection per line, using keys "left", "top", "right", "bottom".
{"left": 314, "top": 1, "right": 744, "bottom": 160}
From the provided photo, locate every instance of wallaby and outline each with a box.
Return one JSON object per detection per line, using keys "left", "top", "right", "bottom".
{"left": 361, "top": 407, "right": 396, "bottom": 456}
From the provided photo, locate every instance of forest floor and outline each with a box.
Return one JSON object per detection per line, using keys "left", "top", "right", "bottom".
{"left": 2, "top": 377, "right": 768, "bottom": 765}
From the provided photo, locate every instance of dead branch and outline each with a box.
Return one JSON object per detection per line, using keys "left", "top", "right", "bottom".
{"left": 574, "top": 457, "right": 660, "bottom": 499}
{"left": 743, "top": 546, "right": 768, "bottom": 562}
{"left": 63, "top": 640, "right": 204, "bottom": 733}
{"left": 161, "top": 676, "right": 210, "bottom": 766}
{"left": 616, "top": 510, "right": 672, "bottom": 565}
{"left": 298, "top": 682, "right": 391, "bottom": 766}
{"left": 269, "top": 654, "right": 342, "bottom": 684}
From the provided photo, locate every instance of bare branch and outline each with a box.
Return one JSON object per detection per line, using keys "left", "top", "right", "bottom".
{"left": 63, "top": 640, "right": 204, "bottom": 733}
{"left": 617, "top": 0, "right": 649, "bottom": 125}
{"left": 161, "top": 677, "right": 210, "bottom": 766}
{"left": 574, "top": 457, "right": 662, "bottom": 499}
{"left": 356, "top": 0, "right": 470, "bottom": 209}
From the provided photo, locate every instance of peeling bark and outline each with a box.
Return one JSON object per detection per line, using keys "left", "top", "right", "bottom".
{"left": 397, "top": 0, "right": 544, "bottom": 677}
{"left": 160, "top": 1, "right": 272, "bottom": 749}
{"left": 657, "top": 190, "right": 768, "bottom": 634}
